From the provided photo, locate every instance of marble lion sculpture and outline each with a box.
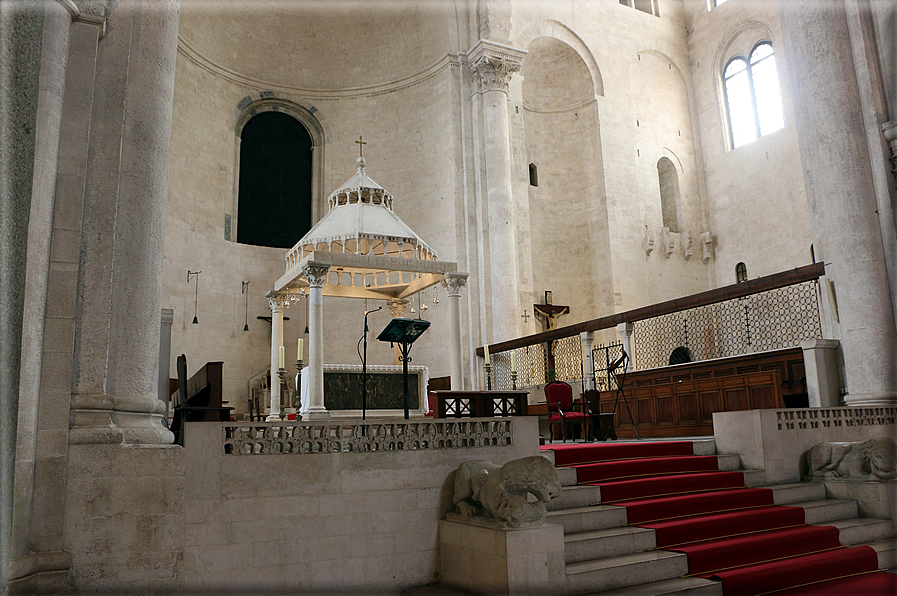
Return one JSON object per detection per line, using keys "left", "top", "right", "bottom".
{"left": 805, "top": 437, "right": 897, "bottom": 482}
{"left": 452, "top": 455, "right": 561, "bottom": 528}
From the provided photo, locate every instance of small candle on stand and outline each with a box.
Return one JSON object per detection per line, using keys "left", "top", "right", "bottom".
{"left": 279, "top": 345, "right": 285, "bottom": 369}
{"left": 510, "top": 351, "right": 517, "bottom": 372}
{"left": 483, "top": 344, "right": 490, "bottom": 365}
{"left": 297, "top": 338, "right": 303, "bottom": 361}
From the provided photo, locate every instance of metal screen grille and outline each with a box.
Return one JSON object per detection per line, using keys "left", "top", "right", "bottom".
{"left": 489, "top": 337, "right": 584, "bottom": 390}
{"left": 632, "top": 280, "right": 822, "bottom": 370}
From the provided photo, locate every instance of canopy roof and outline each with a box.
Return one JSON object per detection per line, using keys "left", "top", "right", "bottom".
{"left": 274, "top": 157, "right": 455, "bottom": 300}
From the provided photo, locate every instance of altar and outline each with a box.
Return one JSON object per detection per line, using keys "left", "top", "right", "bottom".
{"left": 321, "top": 363, "right": 429, "bottom": 417}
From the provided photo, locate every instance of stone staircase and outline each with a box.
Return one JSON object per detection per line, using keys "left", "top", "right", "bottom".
{"left": 541, "top": 439, "right": 897, "bottom": 596}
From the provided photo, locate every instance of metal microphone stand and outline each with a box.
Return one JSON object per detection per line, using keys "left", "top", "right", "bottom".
{"left": 361, "top": 306, "right": 382, "bottom": 422}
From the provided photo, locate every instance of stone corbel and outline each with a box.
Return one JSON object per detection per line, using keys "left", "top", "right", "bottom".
{"left": 468, "top": 39, "right": 526, "bottom": 94}
{"left": 645, "top": 228, "right": 655, "bottom": 256}
{"left": 701, "top": 231, "right": 714, "bottom": 264}
{"left": 683, "top": 230, "right": 694, "bottom": 261}
{"left": 661, "top": 227, "right": 675, "bottom": 258}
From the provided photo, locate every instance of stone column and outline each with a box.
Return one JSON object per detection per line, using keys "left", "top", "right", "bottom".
{"left": 158, "top": 309, "right": 174, "bottom": 417}
{"left": 70, "top": 0, "right": 181, "bottom": 443}
{"left": 617, "top": 322, "right": 634, "bottom": 371}
{"left": 304, "top": 262, "right": 331, "bottom": 419}
{"left": 470, "top": 40, "right": 526, "bottom": 344}
{"left": 266, "top": 292, "right": 284, "bottom": 420}
{"left": 1, "top": 0, "right": 44, "bottom": 589}
{"left": 387, "top": 298, "right": 409, "bottom": 366}
{"left": 579, "top": 331, "right": 595, "bottom": 391}
{"left": 445, "top": 273, "right": 469, "bottom": 391}
{"left": 778, "top": 0, "right": 897, "bottom": 405}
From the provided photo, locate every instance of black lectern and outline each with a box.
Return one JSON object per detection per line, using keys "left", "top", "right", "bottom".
{"left": 377, "top": 318, "right": 430, "bottom": 419}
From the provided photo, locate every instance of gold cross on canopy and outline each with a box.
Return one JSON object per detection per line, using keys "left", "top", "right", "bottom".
{"left": 355, "top": 135, "right": 367, "bottom": 157}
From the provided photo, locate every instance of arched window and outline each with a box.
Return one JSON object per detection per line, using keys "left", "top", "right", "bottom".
{"left": 657, "top": 157, "right": 680, "bottom": 233}
{"left": 736, "top": 262, "right": 748, "bottom": 283}
{"left": 723, "top": 42, "right": 784, "bottom": 149}
{"left": 237, "top": 111, "right": 313, "bottom": 248}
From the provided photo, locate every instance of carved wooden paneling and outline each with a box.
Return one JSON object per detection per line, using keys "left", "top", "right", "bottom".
{"left": 601, "top": 370, "right": 784, "bottom": 438}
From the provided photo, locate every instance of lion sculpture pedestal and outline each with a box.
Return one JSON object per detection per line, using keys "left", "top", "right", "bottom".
{"left": 439, "top": 456, "right": 566, "bottom": 595}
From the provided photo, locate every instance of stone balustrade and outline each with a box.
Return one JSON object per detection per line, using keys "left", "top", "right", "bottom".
{"left": 222, "top": 418, "right": 513, "bottom": 455}
{"left": 776, "top": 407, "right": 897, "bottom": 431}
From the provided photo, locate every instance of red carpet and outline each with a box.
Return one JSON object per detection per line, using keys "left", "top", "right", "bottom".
{"left": 595, "top": 470, "right": 747, "bottom": 503}
{"left": 776, "top": 571, "right": 897, "bottom": 595}
{"left": 708, "top": 546, "right": 880, "bottom": 596}
{"left": 617, "top": 487, "right": 775, "bottom": 524}
{"left": 643, "top": 505, "right": 807, "bottom": 547}
{"left": 573, "top": 455, "right": 720, "bottom": 483}
{"left": 542, "top": 440, "right": 694, "bottom": 466}
{"left": 673, "top": 525, "right": 843, "bottom": 574}
{"left": 542, "top": 441, "right": 886, "bottom": 596}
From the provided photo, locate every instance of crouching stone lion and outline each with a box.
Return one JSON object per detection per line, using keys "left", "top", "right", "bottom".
{"left": 804, "top": 437, "right": 897, "bottom": 482}
{"left": 452, "top": 455, "right": 561, "bottom": 528}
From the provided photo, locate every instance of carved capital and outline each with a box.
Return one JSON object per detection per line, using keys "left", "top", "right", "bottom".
{"left": 265, "top": 290, "right": 285, "bottom": 312}
{"left": 444, "top": 272, "right": 469, "bottom": 297}
{"left": 386, "top": 298, "right": 409, "bottom": 318}
{"left": 468, "top": 40, "right": 526, "bottom": 94}
{"left": 683, "top": 230, "right": 694, "bottom": 261}
{"left": 303, "top": 261, "right": 330, "bottom": 287}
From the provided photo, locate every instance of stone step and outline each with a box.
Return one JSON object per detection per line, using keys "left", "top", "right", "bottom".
{"left": 550, "top": 484, "right": 602, "bottom": 511}
{"left": 770, "top": 482, "right": 827, "bottom": 504}
{"left": 565, "top": 549, "right": 689, "bottom": 595}
{"left": 824, "top": 517, "right": 896, "bottom": 546}
{"left": 587, "top": 576, "right": 722, "bottom": 596}
{"left": 557, "top": 466, "right": 578, "bottom": 487}
{"left": 740, "top": 469, "right": 767, "bottom": 487}
{"left": 564, "top": 526, "right": 656, "bottom": 563}
{"left": 796, "top": 499, "right": 859, "bottom": 524}
{"left": 547, "top": 504, "right": 628, "bottom": 534}
{"left": 716, "top": 454, "right": 741, "bottom": 471}
{"left": 868, "top": 537, "right": 897, "bottom": 570}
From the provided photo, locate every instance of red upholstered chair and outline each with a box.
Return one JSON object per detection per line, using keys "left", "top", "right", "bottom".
{"left": 545, "top": 381, "right": 587, "bottom": 442}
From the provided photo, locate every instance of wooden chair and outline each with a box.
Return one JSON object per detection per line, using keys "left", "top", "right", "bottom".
{"left": 545, "top": 381, "right": 587, "bottom": 442}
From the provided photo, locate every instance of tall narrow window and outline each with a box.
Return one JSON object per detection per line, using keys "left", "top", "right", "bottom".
{"left": 736, "top": 262, "right": 748, "bottom": 283}
{"left": 723, "top": 42, "right": 784, "bottom": 149}
{"left": 237, "top": 112, "right": 313, "bottom": 248}
{"left": 657, "top": 157, "right": 680, "bottom": 232}
{"left": 529, "top": 163, "right": 539, "bottom": 187}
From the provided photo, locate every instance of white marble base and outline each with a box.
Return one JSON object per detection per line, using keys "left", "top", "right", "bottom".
{"left": 439, "top": 518, "right": 565, "bottom": 596}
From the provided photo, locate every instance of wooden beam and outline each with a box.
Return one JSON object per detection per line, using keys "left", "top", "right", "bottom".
{"left": 477, "top": 262, "right": 825, "bottom": 356}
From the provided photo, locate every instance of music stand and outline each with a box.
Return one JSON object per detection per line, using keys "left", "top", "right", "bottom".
{"left": 607, "top": 350, "right": 640, "bottom": 440}
{"left": 377, "top": 318, "right": 430, "bottom": 419}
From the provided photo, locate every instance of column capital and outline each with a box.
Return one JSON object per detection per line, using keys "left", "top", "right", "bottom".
{"left": 468, "top": 40, "right": 526, "bottom": 94}
{"left": 302, "top": 261, "right": 330, "bottom": 288}
{"left": 444, "top": 272, "right": 470, "bottom": 297}
{"left": 265, "top": 290, "right": 285, "bottom": 312}
{"left": 386, "top": 298, "right": 409, "bottom": 318}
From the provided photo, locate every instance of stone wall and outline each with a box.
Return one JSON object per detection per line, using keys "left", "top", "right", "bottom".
{"left": 179, "top": 417, "right": 540, "bottom": 592}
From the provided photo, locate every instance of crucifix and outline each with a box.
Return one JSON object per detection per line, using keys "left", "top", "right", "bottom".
{"left": 521, "top": 310, "right": 531, "bottom": 324}
{"left": 355, "top": 135, "right": 367, "bottom": 157}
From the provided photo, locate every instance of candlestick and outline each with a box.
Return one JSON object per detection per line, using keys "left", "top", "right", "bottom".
{"left": 484, "top": 344, "right": 490, "bottom": 365}
{"left": 294, "top": 359, "right": 306, "bottom": 413}
{"left": 484, "top": 363, "right": 493, "bottom": 391}
{"left": 297, "top": 338, "right": 303, "bottom": 361}
{"left": 279, "top": 345, "right": 285, "bottom": 369}
{"left": 510, "top": 370, "right": 518, "bottom": 391}
{"left": 510, "top": 351, "right": 517, "bottom": 373}
{"left": 277, "top": 367, "right": 287, "bottom": 420}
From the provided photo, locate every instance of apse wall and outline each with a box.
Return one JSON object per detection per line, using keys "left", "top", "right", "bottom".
{"left": 510, "top": 0, "right": 712, "bottom": 325}
{"left": 164, "top": 10, "right": 462, "bottom": 413}
{"left": 684, "top": 0, "right": 813, "bottom": 285}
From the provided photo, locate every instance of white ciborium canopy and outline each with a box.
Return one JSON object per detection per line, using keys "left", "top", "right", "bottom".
{"left": 268, "top": 156, "right": 468, "bottom": 420}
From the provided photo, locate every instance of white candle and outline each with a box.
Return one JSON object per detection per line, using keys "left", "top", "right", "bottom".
{"left": 279, "top": 345, "right": 285, "bottom": 369}
{"left": 511, "top": 351, "right": 517, "bottom": 372}
{"left": 297, "top": 338, "right": 303, "bottom": 361}
{"left": 483, "top": 344, "right": 490, "bottom": 365}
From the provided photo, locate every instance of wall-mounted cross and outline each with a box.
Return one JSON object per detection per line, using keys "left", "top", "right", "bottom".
{"left": 521, "top": 310, "right": 531, "bottom": 324}
{"left": 355, "top": 135, "right": 367, "bottom": 157}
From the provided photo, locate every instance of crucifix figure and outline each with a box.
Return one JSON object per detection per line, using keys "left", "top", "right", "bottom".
{"left": 534, "top": 302, "right": 570, "bottom": 332}
{"left": 355, "top": 135, "right": 367, "bottom": 157}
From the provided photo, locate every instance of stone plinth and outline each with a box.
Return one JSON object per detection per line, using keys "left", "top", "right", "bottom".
{"left": 439, "top": 518, "right": 565, "bottom": 596}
